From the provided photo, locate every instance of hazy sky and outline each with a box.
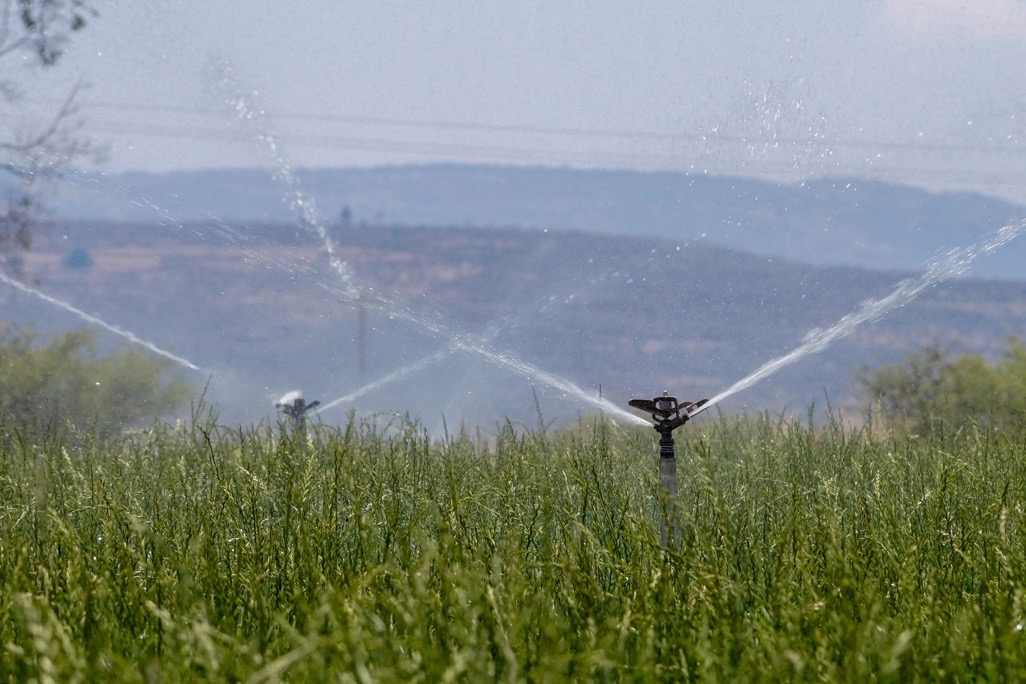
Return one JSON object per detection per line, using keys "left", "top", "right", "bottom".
{"left": 16, "top": 1, "right": 1026, "bottom": 203}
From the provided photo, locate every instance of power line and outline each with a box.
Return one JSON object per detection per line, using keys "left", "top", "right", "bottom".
{"left": 82, "top": 119, "right": 687, "bottom": 165}
{"left": 21, "top": 96, "right": 1026, "bottom": 194}
{"left": 28, "top": 95, "right": 1026, "bottom": 157}
{"left": 28, "top": 96, "right": 695, "bottom": 142}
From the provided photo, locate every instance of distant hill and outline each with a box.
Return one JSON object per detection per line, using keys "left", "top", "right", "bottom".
{"left": 8, "top": 220, "right": 1025, "bottom": 432}
{"left": 44, "top": 164, "right": 1026, "bottom": 281}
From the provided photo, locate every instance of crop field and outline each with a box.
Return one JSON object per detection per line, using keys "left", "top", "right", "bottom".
{"left": 2, "top": 411, "right": 1026, "bottom": 682}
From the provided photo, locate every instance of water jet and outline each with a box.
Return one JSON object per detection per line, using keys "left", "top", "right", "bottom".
{"left": 213, "top": 65, "right": 648, "bottom": 427}
{"left": 0, "top": 269, "right": 205, "bottom": 373}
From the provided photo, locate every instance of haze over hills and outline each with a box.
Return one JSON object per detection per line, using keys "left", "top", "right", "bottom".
{"left": 6, "top": 216, "right": 1025, "bottom": 432}
{"left": 45, "top": 164, "right": 1026, "bottom": 281}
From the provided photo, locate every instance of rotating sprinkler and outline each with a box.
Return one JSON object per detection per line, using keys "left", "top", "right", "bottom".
{"left": 629, "top": 391, "right": 708, "bottom": 458}
{"left": 629, "top": 391, "right": 708, "bottom": 499}
{"left": 275, "top": 391, "right": 320, "bottom": 431}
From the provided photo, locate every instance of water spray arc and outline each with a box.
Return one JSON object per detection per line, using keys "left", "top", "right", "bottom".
{"left": 0, "top": 270, "right": 204, "bottom": 372}
{"left": 309, "top": 285, "right": 648, "bottom": 425}
{"left": 214, "top": 62, "right": 647, "bottom": 426}
{"left": 318, "top": 274, "right": 644, "bottom": 420}
{"left": 317, "top": 347, "right": 451, "bottom": 413}
{"left": 687, "top": 219, "right": 1026, "bottom": 418}
{"left": 627, "top": 218, "right": 1026, "bottom": 545}
{"left": 56, "top": 166, "right": 639, "bottom": 425}
{"left": 214, "top": 59, "right": 359, "bottom": 300}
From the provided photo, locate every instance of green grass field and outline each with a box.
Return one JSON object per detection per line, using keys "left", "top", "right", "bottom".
{"left": 2, "top": 410, "right": 1026, "bottom": 682}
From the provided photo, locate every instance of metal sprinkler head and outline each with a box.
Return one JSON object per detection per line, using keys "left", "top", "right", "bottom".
{"left": 275, "top": 393, "right": 321, "bottom": 430}
{"left": 629, "top": 391, "right": 708, "bottom": 459}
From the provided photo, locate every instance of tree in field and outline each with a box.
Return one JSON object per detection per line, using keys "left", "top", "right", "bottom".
{"left": 1, "top": 0, "right": 97, "bottom": 275}
{"left": 0, "top": 326, "right": 193, "bottom": 440}
{"left": 858, "top": 338, "right": 1026, "bottom": 435}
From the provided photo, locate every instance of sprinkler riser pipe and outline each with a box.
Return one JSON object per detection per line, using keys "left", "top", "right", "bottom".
{"left": 659, "top": 455, "right": 679, "bottom": 498}
{"left": 658, "top": 430, "right": 676, "bottom": 460}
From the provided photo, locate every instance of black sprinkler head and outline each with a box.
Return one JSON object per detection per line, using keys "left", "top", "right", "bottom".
{"left": 276, "top": 396, "right": 320, "bottom": 419}
{"left": 629, "top": 391, "right": 708, "bottom": 432}
{"left": 629, "top": 391, "right": 708, "bottom": 459}
{"left": 276, "top": 394, "right": 321, "bottom": 430}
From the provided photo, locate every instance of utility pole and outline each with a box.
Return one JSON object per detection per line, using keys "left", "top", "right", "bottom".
{"left": 357, "top": 302, "right": 367, "bottom": 386}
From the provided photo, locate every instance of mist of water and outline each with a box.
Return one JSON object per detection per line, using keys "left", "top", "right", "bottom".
{"left": 0, "top": 270, "right": 204, "bottom": 372}
{"left": 318, "top": 347, "right": 451, "bottom": 413}
{"left": 213, "top": 61, "right": 647, "bottom": 426}
{"left": 309, "top": 278, "right": 647, "bottom": 425}
{"left": 54, "top": 156, "right": 1023, "bottom": 429}
{"left": 56, "top": 169, "right": 632, "bottom": 424}
{"left": 212, "top": 59, "right": 360, "bottom": 301}
{"left": 691, "top": 219, "right": 1026, "bottom": 417}
{"left": 318, "top": 277, "right": 653, "bottom": 425}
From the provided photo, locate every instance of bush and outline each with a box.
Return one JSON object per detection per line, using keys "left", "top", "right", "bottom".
{"left": 858, "top": 337, "right": 1026, "bottom": 435}
{"left": 0, "top": 325, "right": 193, "bottom": 439}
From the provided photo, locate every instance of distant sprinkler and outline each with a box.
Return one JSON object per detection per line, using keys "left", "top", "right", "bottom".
{"left": 275, "top": 390, "right": 320, "bottom": 431}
